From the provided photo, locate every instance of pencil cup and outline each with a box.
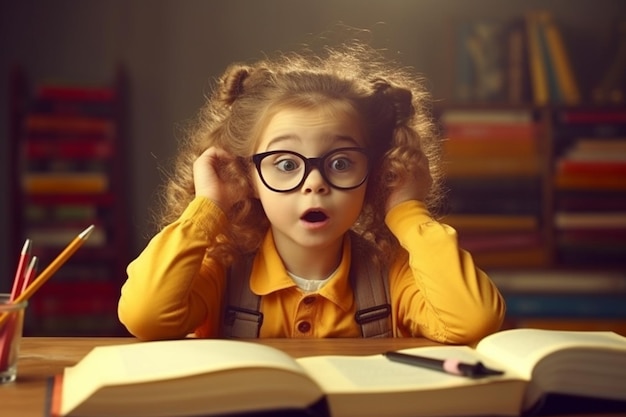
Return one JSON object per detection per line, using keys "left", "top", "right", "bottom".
{"left": 0, "top": 293, "right": 27, "bottom": 384}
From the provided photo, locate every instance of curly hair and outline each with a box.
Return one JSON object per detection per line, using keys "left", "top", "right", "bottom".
{"left": 157, "top": 41, "right": 444, "bottom": 266}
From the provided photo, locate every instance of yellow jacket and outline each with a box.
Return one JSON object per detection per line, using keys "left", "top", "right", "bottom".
{"left": 118, "top": 197, "right": 505, "bottom": 343}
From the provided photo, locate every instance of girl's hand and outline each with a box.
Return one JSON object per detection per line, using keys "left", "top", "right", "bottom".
{"left": 385, "top": 151, "right": 432, "bottom": 214}
{"left": 193, "top": 147, "right": 240, "bottom": 212}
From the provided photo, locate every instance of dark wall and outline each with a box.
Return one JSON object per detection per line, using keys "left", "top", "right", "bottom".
{"left": 1, "top": 0, "right": 624, "bottom": 288}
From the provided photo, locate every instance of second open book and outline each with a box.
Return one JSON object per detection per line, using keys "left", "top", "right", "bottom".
{"left": 50, "top": 328, "right": 626, "bottom": 417}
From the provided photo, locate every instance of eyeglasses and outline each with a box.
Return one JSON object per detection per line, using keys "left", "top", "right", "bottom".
{"left": 251, "top": 147, "right": 370, "bottom": 193}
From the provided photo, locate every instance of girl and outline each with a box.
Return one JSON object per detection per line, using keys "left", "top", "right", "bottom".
{"left": 118, "top": 42, "right": 505, "bottom": 343}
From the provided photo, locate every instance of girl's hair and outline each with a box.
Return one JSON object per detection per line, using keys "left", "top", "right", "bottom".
{"left": 157, "top": 41, "right": 443, "bottom": 266}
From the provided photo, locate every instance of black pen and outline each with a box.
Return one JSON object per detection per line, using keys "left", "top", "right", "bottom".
{"left": 383, "top": 351, "right": 504, "bottom": 379}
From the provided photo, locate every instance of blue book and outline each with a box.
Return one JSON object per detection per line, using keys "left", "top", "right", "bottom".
{"left": 504, "top": 293, "right": 626, "bottom": 318}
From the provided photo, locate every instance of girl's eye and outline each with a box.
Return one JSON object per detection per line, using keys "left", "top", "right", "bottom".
{"left": 329, "top": 157, "right": 352, "bottom": 172}
{"left": 275, "top": 158, "right": 300, "bottom": 172}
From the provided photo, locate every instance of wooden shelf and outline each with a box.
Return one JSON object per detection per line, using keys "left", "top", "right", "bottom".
{"left": 9, "top": 67, "right": 131, "bottom": 336}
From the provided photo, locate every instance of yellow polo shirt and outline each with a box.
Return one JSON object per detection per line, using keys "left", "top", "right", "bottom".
{"left": 118, "top": 197, "right": 505, "bottom": 344}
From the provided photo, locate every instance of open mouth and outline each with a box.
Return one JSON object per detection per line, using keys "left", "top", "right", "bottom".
{"left": 301, "top": 210, "right": 328, "bottom": 223}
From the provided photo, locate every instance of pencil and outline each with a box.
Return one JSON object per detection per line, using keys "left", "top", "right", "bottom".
{"left": 14, "top": 225, "right": 95, "bottom": 304}
{"left": 0, "top": 225, "right": 95, "bottom": 327}
{"left": 383, "top": 351, "right": 504, "bottom": 378}
{"left": 20, "top": 256, "right": 39, "bottom": 295}
{"left": 9, "top": 239, "right": 32, "bottom": 302}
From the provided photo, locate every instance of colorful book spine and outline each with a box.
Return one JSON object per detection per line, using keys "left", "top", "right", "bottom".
{"left": 30, "top": 281, "right": 118, "bottom": 316}
{"left": 557, "top": 160, "right": 626, "bottom": 175}
{"left": 554, "top": 173, "right": 626, "bottom": 190}
{"left": 22, "top": 173, "right": 109, "bottom": 194}
{"left": 26, "top": 138, "right": 113, "bottom": 159}
{"left": 458, "top": 231, "right": 544, "bottom": 253}
{"left": 555, "top": 212, "right": 626, "bottom": 229}
{"left": 540, "top": 12, "right": 581, "bottom": 105}
{"left": 36, "top": 85, "right": 117, "bottom": 102}
{"left": 25, "top": 224, "right": 107, "bottom": 248}
{"left": 504, "top": 293, "right": 626, "bottom": 318}
{"left": 536, "top": 11, "right": 562, "bottom": 103}
{"left": 445, "top": 156, "right": 541, "bottom": 178}
{"left": 441, "top": 109, "right": 534, "bottom": 124}
{"left": 506, "top": 18, "right": 529, "bottom": 103}
{"left": 444, "top": 137, "right": 538, "bottom": 157}
{"left": 491, "top": 270, "right": 626, "bottom": 294}
{"left": 559, "top": 109, "right": 626, "bottom": 124}
{"left": 444, "top": 122, "right": 540, "bottom": 140}
{"left": 526, "top": 12, "right": 549, "bottom": 105}
{"left": 443, "top": 214, "right": 539, "bottom": 231}
{"left": 25, "top": 115, "right": 115, "bottom": 136}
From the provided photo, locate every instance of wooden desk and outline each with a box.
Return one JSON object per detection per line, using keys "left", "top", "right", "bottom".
{"left": 1, "top": 337, "right": 435, "bottom": 417}
{"left": 1, "top": 337, "right": 624, "bottom": 417}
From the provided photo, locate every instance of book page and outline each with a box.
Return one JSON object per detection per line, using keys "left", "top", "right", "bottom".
{"left": 476, "top": 328, "right": 626, "bottom": 378}
{"left": 297, "top": 345, "right": 512, "bottom": 393}
{"left": 61, "top": 339, "right": 307, "bottom": 415}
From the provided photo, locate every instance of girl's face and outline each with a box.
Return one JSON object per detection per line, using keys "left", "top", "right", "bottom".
{"left": 252, "top": 102, "right": 368, "bottom": 253}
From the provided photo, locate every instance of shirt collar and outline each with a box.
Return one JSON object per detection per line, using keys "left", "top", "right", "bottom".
{"left": 249, "top": 231, "right": 355, "bottom": 312}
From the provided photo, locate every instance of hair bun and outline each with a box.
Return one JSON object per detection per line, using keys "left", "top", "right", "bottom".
{"left": 219, "top": 65, "right": 252, "bottom": 106}
{"left": 371, "top": 78, "right": 414, "bottom": 126}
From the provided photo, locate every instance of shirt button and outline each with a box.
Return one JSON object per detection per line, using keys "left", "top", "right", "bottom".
{"left": 302, "top": 296, "right": 316, "bottom": 305}
{"left": 297, "top": 321, "right": 311, "bottom": 333}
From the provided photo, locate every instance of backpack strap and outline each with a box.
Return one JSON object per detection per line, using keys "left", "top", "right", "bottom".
{"left": 222, "top": 234, "right": 392, "bottom": 338}
{"left": 222, "top": 255, "right": 263, "bottom": 338}
{"left": 349, "top": 233, "right": 393, "bottom": 338}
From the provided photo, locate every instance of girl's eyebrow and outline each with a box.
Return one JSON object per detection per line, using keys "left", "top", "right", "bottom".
{"left": 265, "top": 135, "right": 300, "bottom": 149}
{"left": 265, "top": 134, "right": 362, "bottom": 151}
{"left": 334, "top": 135, "right": 362, "bottom": 146}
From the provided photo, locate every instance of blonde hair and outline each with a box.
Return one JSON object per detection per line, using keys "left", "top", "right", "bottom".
{"left": 157, "top": 41, "right": 443, "bottom": 266}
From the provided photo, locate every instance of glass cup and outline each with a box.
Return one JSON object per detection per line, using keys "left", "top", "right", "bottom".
{"left": 0, "top": 293, "right": 27, "bottom": 384}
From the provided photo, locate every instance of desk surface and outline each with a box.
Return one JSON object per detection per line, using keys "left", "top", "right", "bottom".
{"left": 2, "top": 337, "right": 624, "bottom": 417}
{"left": 2, "top": 337, "right": 436, "bottom": 417}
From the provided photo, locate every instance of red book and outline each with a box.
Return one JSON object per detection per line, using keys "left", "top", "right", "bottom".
{"left": 444, "top": 136, "right": 538, "bottom": 156}
{"left": 26, "top": 138, "right": 113, "bottom": 159}
{"left": 444, "top": 122, "right": 540, "bottom": 140}
{"left": 557, "top": 160, "right": 626, "bottom": 175}
{"left": 555, "top": 172, "right": 626, "bottom": 190}
{"left": 559, "top": 109, "right": 626, "bottom": 124}
{"left": 37, "top": 85, "right": 116, "bottom": 102}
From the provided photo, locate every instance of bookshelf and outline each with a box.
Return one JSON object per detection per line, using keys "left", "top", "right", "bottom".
{"left": 8, "top": 67, "right": 130, "bottom": 336}
{"left": 440, "top": 10, "right": 626, "bottom": 335}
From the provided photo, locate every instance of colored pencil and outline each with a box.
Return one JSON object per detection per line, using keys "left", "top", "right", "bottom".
{"left": 20, "top": 256, "right": 39, "bottom": 295}
{"left": 9, "top": 239, "right": 32, "bottom": 302}
{"left": 0, "top": 225, "right": 94, "bottom": 327}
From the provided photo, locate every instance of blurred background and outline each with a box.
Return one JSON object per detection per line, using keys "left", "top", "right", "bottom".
{"left": 1, "top": 0, "right": 625, "bottom": 335}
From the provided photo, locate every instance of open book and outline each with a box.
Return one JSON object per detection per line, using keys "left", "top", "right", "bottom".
{"left": 49, "top": 328, "right": 626, "bottom": 417}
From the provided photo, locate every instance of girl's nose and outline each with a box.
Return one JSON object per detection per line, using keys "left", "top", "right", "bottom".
{"left": 301, "top": 167, "right": 329, "bottom": 194}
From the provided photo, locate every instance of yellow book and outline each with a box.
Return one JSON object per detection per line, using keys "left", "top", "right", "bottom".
{"left": 48, "top": 331, "right": 626, "bottom": 417}
{"left": 525, "top": 12, "right": 549, "bottom": 105}
{"left": 22, "top": 173, "right": 109, "bottom": 194}
{"left": 443, "top": 213, "right": 539, "bottom": 231}
{"left": 539, "top": 12, "right": 581, "bottom": 105}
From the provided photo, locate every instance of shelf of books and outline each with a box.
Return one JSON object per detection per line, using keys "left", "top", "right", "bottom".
{"left": 440, "top": 107, "right": 549, "bottom": 269}
{"left": 552, "top": 107, "right": 626, "bottom": 267}
{"left": 442, "top": 9, "right": 626, "bottom": 335}
{"left": 9, "top": 68, "right": 130, "bottom": 336}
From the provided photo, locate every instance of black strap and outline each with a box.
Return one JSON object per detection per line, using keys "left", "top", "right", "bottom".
{"left": 222, "top": 233, "right": 392, "bottom": 338}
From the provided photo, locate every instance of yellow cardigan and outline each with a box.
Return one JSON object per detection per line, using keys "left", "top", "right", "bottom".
{"left": 118, "top": 197, "right": 505, "bottom": 343}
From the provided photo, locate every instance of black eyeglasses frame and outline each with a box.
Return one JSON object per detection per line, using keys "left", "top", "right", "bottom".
{"left": 251, "top": 147, "right": 370, "bottom": 193}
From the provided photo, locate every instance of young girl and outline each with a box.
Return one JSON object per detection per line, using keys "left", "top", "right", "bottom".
{"left": 118, "top": 41, "right": 505, "bottom": 343}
